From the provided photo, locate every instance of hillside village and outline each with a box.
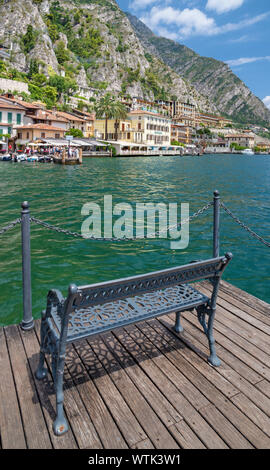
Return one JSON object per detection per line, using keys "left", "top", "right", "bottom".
{"left": 0, "top": 77, "right": 270, "bottom": 157}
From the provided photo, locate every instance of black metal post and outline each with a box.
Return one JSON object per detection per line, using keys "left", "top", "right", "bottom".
{"left": 213, "top": 190, "right": 220, "bottom": 258}
{"left": 20, "top": 201, "right": 34, "bottom": 331}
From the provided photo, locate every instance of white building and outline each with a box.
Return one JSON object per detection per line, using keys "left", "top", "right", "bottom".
{"left": 128, "top": 110, "right": 171, "bottom": 146}
{"left": 0, "top": 97, "right": 26, "bottom": 139}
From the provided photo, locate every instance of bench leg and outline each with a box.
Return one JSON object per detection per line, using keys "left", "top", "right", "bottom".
{"left": 35, "top": 312, "right": 48, "bottom": 380}
{"left": 174, "top": 312, "right": 184, "bottom": 333}
{"left": 53, "top": 353, "right": 68, "bottom": 436}
{"left": 207, "top": 308, "right": 221, "bottom": 367}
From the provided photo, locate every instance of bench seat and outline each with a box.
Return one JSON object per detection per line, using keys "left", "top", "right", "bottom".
{"left": 50, "top": 283, "right": 209, "bottom": 343}
{"left": 36, "top": 253, "right": 232, "bottom": 436}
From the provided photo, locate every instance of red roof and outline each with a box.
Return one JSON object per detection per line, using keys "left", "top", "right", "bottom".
{"left": 15, "top": 124, "right": 65, "bottom": 131}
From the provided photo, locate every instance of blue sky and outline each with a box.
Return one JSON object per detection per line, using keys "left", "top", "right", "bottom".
{"left": 117, "top": 0, "right": 270, "bottom": 109}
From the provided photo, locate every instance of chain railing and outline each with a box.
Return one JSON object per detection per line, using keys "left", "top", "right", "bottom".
{"left": 30, "top": 201, "right": 214, "bottom": 241}
{"left": 0, "top": 218, "right": 21, "bottom": 236}
{"left": 0, "top": 191, "right": 269, "bottom": 331}
{"left": 221, "top": 202, "right": 270, "bottom": 248}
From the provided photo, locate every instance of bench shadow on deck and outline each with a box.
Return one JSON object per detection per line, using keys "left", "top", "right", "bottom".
{"left": 1, "top": 280, "right": 270, "bottom": 450}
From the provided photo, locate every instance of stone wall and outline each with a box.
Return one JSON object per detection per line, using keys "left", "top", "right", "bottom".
{"left": 0, "top": 78, "right": 29, "bottom": 95}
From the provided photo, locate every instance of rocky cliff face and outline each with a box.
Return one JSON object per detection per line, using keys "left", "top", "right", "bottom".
{"left": 126, "top": 12, "right": 270, "bottom": 126}
{"left": 0, "top": 0, "right": 216, "bottom": 113}
{"left": 1, "top": 0, "right": 267, "bottom": 125}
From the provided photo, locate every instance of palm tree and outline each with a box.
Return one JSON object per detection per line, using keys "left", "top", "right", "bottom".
{"left": 113, "top": 101, "right": 127, "bottom": 141}
{"left": 95, "top": 93, "right": 127, "bottom": 141}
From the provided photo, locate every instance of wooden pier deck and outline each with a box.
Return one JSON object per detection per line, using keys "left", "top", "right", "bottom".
{"left": 1, "top": 280, "right": 270, "bottom": 450}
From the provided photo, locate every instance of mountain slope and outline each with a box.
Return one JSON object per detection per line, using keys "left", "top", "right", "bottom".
{"left": 126, "top": 12, "right": 270, "bottom": 126}
{"left": 0, "top": 0, "right": 215, "bottom": 113}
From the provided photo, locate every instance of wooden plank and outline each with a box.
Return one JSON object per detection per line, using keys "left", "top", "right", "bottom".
{"left": 137, "top": 319, "right": 253, "bottom": 449}
{"left": 157, "top": 316, "right": 270, "bottom": 448}
{"left": 94, "top": 332, "right": 181, "bottom": 448}
{"left": 100, "top": 332, "right": 182, "bottom": 428}
{"left": 72, "top": 337, "right": 150, "bottom": 449}
{"left": 211, "top": 284, "right": 270, "bottom": 327}
{"left": 199, "top": 404, "right": 253, "bottom": 449}
{"left": 256, "top": 380, "right": 270, "bottom": 399}
{"left": 113, "top": 327, "right": 228, "bottom": 449}
{"left": 4, "top": 325, "right": 52, "bottom": 449}
{"left": 220, "top": 280, "right": 270, "bottom": 316}
{"left": 176, "top": 313, "right": 262, "bottom": 384}
{"left": 131, "top": 439, "right": 155, "bottom": 449}
{"left": 169, "top": 313, "right": 270, "bottom": 418}
{"left": 125, "top": 323, "right": 210, "bottom": 411}
{"left": 169, "top": 420, "right": 206, "bottom": 449}
{"left": 200, "top": 284, "right": 270, "bottom": 339}
{"left": 65, "top": 340, "right": 128, "bottom": 449}
{"left": 231, "top": 393, "right": 270, "bottom": 438}
{"left": 0, "top": 327, "right": 26, "bottom": 449}
{"left": 19, "top": 327, "right": 78, "bottom": 449}
{"left": 34, "top": 322, "right": 103, "bottom": 449}
{"left": 143, "top": 318, "right": 239, "bottom": 399}
{"left": 191, "top": 291, "right": 270, "bottom": 379}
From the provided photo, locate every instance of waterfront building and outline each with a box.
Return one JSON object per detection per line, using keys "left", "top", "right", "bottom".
{"left": 15, "top": 123, "right": 65, "bottom": 147}
{"left": 94, "top": 118, "right": 134, "bottom": 142}
{"left": 224, "top": 133, "right": 255, "bottom": 148}
{"left": 71, "top": 109, "right": 95, "bottom": 138}
{"left": 127, "top": 110, "right": 171, "bottom": 146}
{"left": 171, "top": 122, "right": 192, "bottom": 145}
{"left": 55, "top": 111, "right": 89, "bottom": 136}
{"left": 24, "top": 109, "right": 69, "bottom": 130}
{"left": 0, "top": 97, "right": 26, "bottom": 149}
{"left": 196, "top": 112, "right": 233, "bottom": 129}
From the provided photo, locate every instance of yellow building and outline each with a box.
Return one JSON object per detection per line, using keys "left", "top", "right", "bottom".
{"left": 94, "top": 119, "right": 134, "bottom": 141}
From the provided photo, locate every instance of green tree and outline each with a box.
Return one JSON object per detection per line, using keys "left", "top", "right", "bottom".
{"left": 65, "top": 128, "right": 83, "bottom": 138}
{"left": 54, "top": 40, "right": 70, "bottom": 65}
{"left": 21, "top": 25, "right": 39, "bottom": 53}
{"left": 48, "top": 74, "right": 77, "bottom": 97}
{"left": 95, "top": 94, "right": 127, "bottom": 141}
{"left": 31, "top": 73, "right": 48, "bottom": 87}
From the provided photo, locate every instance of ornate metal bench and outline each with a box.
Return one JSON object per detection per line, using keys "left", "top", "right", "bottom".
{"left": 36, "top": 253, "right": 232, "bottom": 435}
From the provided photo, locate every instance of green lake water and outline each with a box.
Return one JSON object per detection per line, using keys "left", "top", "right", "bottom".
{"left": 0, "top": 154, "right": 269, "bottom": 326}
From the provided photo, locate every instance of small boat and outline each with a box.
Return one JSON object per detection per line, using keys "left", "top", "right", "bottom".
{"left": 14, "top": 154, "right": 26, "bottom": 162}
{"left": 0, "top": 154, "right": 12, "bottom": 161}
{"left": 27, "top": 155, "right": 39, "bottom": 162}
{"left": 241, "top": 149, "right": 254, "bottom": 155}
{"left": 38, "top": 155, "right": 53, "bottom": 163}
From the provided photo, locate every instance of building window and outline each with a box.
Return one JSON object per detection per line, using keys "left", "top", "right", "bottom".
{"left": 18, "top": 133, "right": 22, "bottom": 139}
{"left": 41, "top": 132, "right": 45, "bottom": 138}
{"left": 26, "top": 132, "right": 30, "bottom": 139}
{"left": 0, "top": 112, "right": 2, "bottom": 122}
{"left": 16, "top": 114, "right": 21, "bottom": 125}
{"left": 55, "top": 134, "right": 60, "bottom": 138}
{"left": 8, "top": 127, "right": 12, "bottom": 136}
{"left": 8, "top": 113, "right": 12, "bottom": 124}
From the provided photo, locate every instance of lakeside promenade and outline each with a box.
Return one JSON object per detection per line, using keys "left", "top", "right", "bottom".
{"left": 1, "top": 280, "right": 270, "bottom": 449}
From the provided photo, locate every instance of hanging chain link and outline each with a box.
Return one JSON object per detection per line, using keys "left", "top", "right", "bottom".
{"left": 1, "top": 201, "right": 269, "bottom": 248}
{"left": 221, "top": 202, "right": 270, "bottom": 248}
{"left": 0, "top": 218, "right": 22, "bottom": 236}
{"left": 30, "top": 201, "right": 213, "bottom": 242}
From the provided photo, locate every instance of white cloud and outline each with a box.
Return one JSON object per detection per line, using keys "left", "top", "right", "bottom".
{"left": 140, "top": 7, "right": 269, "bottom": 39}
{"left": 129, "top": 0, "right": 159, "bottom": 11}
{"left": 263, "top": 96, "right": 270, "bottom": 110}
{"left": 141, "top": 7, "right": 216, "bottom": 38}
{"left": 206, "top": 0, "right": 244, "bottom": 14}
{"left": 226, "top": 56, "right": 270, "bottom": 67}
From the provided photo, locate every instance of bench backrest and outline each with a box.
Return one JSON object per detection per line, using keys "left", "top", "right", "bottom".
{"left": 71, "top": 253, "right": 232, "bottom": 311}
